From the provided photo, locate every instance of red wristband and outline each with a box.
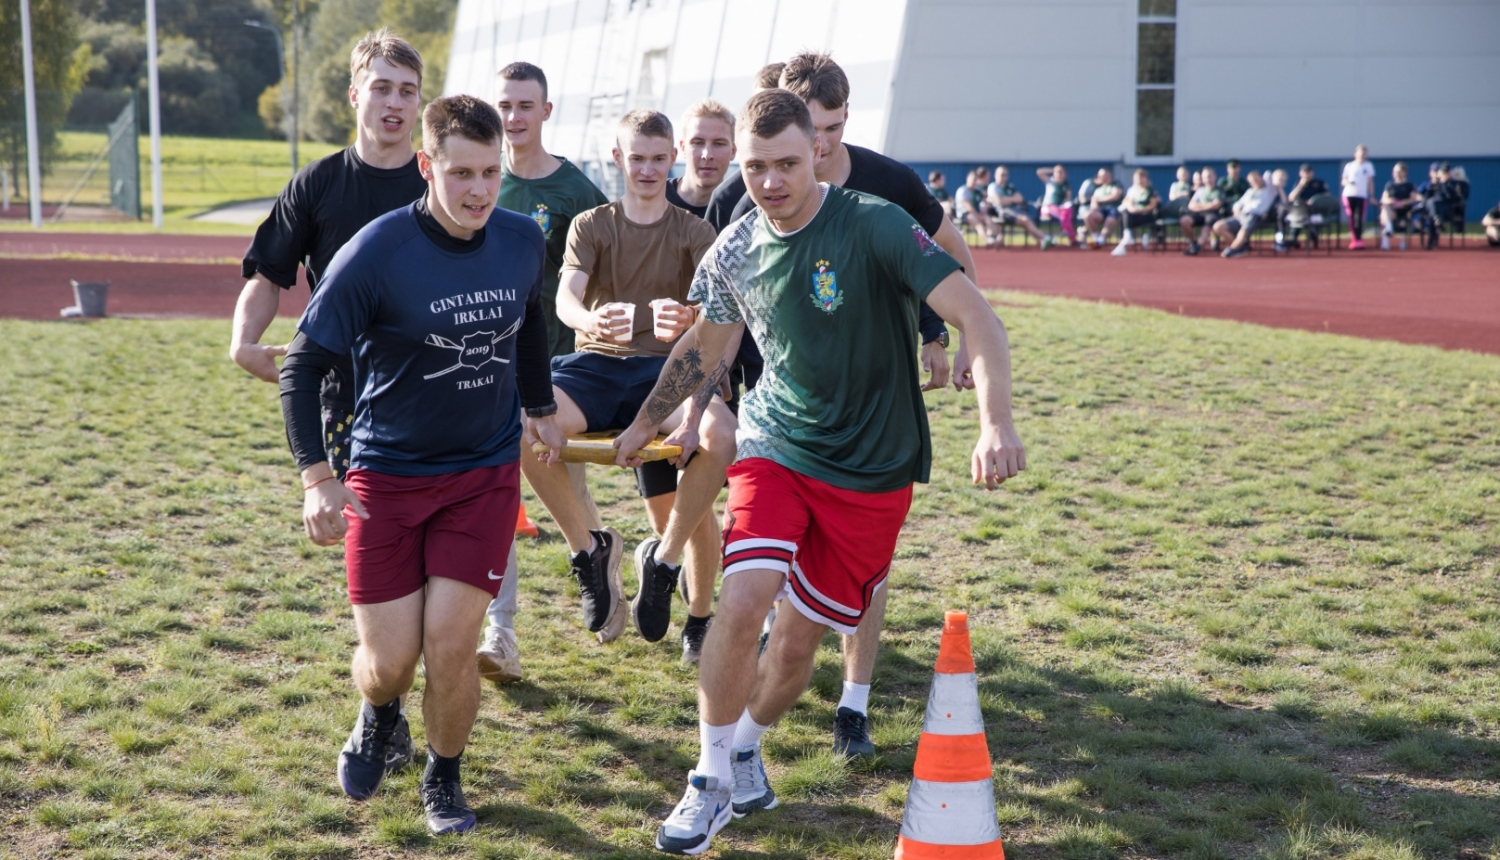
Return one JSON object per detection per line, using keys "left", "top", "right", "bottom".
{"left": 303, "top": 475, "right": 336, "bottom": 492}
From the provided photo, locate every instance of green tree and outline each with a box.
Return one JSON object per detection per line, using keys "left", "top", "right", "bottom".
{"left": 1, "top": 0, "right": 88, "bottom": 192}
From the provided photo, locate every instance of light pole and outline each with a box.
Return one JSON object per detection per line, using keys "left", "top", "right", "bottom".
{"left": 244, "top": 18, "right": 296, "bottom": 175}
{"left": 19, "top": 0, "right": 43, "bottom": 228}
{"left": 145, "top": 0, "right": 163, "bottom": 228}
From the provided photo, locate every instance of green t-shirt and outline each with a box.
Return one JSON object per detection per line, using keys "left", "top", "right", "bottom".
{"left": 497, "top": 158, "right": 608, "bottom": 301}
{"left": 690, "top": 186, "right": 961, "bottom": 492}
{"left": 1044, "top": 181, "right": 1070, "bottom": 206}
{"left": 1125, "top": 185, "right": 1157, "bottom": 208}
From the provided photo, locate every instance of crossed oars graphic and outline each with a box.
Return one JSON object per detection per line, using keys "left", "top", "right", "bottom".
{"left": 422, "top": 315, "right": 524, "bottom": 380}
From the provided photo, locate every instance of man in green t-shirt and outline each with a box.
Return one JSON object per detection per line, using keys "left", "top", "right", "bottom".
{"left": 477, "top": 62, "right": 608, "bottom": 686}
{"left": 493, "top": 62, "right": 609, "bottom": 359}
{"left": 611, "top": 90, "right": 1026, "bottom": 856}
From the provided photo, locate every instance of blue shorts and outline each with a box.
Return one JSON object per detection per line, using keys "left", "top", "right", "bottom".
{"left": 551, "top": 351, "right": 669, "bottom": 433}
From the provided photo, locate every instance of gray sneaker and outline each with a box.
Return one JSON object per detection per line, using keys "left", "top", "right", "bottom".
{"left": 655, "top": 771, "right": 732, "bottom": 855}
{"left": 730, "top": 746, "right": 778, "bottom": 818}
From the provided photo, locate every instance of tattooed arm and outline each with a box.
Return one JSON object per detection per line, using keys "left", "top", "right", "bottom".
{"left": 613, "top": 318, "right": 743, "bottom": 467}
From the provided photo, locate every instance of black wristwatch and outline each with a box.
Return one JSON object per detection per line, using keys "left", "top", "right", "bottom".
{"left": 930, "top": 331, "right": 950, "bottom": 348}
{"left": 524, "top": 402, "right": 558, "bottom": 418}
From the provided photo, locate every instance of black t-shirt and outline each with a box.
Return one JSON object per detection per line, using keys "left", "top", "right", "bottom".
{"left": 243, "top": 147, "right": 427, "bottom": 408}
{"left": 1290, "top": 177, "right": 1328, "bottom": 201}
{"left": 1384, "top": 181, "right": 1416, "bottom": 205}
{"left": 703, "top": 171, "right": 747, "bottom": 234}
{"left": 665, "top": 177, "right": 709, "bottom": 220}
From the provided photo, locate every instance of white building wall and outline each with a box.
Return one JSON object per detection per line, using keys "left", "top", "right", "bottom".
{"left": 449, "top": 0, "right": 1500, "bottom": 169}
{"left": 1175, "top": 0, "right": 1500, "bottom": 161}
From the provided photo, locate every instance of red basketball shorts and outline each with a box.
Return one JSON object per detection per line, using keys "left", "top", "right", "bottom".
{"left": 342, "top": 461, "right": 520, "bottom": 605}
{"left": 721, "top": 457, "right": 913, "bottom": 634}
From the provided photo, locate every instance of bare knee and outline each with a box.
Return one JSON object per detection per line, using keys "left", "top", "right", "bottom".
{"left": 357, "top": 649, "right": 417, "bottom": 695}
{"left": 716, "top": 582, "right": 774, "bottom": 629}
{"left": 421, "top": 629, "right": 476, "bottom": 676}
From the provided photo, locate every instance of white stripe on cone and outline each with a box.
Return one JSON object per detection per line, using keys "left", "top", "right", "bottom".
{"left": 922, "top": 672, "right": 984, "bottom": 735}
{"left": 899, "top": 777, "right": 1003, "bottom": 844}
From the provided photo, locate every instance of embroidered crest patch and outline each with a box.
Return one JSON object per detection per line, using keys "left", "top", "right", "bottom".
{"left": 810, "top": 259, "right": 843, "bottom": 313}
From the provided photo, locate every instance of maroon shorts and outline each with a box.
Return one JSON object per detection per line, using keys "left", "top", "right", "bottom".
{"left": 342, "top": 462, "right": 520, "bottom": 605}
{"left": 721, "top": 458, "right": 912, "bottom": 634}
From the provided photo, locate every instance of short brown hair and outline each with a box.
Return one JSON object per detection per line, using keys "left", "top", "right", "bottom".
{"left": 679, "top": 99, "right": 735, "bottom": 136}
{"left": 618, "top": 109, "right": 674, "bottom": 145}
{"left": 738, "top": 89, "right": 814, "bottom": 142}
{"left": 779, "top": 52, "right": 848, "bottom": 110}
{"left": 422, "top": 95, "right": 503, "bottom": 156}
{"left": 753, "top": 62, "right": 786, "bottom": 90}
{"left": 349, "top": 28, "right": 423, "bottom": 88}
{"left": 497, "top": 61, "right": 548, "bottom": 102}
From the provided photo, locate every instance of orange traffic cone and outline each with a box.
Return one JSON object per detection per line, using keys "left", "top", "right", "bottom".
{"left": 514, "top": 502, "right": 539, "bottom": 538}
{"left": 894, "top": 611, "right": 1005, "bottom": 860}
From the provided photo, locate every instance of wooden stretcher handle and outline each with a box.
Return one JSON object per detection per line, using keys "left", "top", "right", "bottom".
{"left": 531, "top": 432, "right": 682, "bottom": 465}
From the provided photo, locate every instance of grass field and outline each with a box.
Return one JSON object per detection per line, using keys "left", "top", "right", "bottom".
{"left": 1, "top": 132, "right": 343, "bottom": 233}
{"left": 1, "top": 295, "right": 1498, "bottom": 859}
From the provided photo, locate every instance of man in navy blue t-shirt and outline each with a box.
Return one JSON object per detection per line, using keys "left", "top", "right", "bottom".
{"left": 279, "top": 95, "right": 564, "bottom": 837}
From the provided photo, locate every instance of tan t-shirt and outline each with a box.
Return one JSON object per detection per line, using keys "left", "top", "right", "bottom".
{"left": 561, "top": 202, "right": 717, "bottom": 356}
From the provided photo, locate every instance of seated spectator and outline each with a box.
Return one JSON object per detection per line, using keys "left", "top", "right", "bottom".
{"left": 1218, "top": 159, "right": 1250, "bottom": 212}
{"left": 1284, "top": 162, "right": 1329, "bottom": 248}
{"left": 1423, "top": 162, "right": 1462, "bottom": 248}
{"left": 1449, "top": 165, "right": 1471, "bottom": 209}
{"left": 1379, "top": 161, "right": 1421, "bottom": 250}
{"left": 927, "top": 170, "right": 953, "bottom": 219}
{"left": 986, "top": 165, "right": 1050, "bottom": 247}
{"left": 1113, "top": 168, "right": 1160, "bottom": 256}
{"left": 1483, "top": 200, "right": 1500, "bottom": 247}
{"left": 1265, "top": 169, "right": 1292, "bottom": 251}
{"left": 1074, "top": 172, "right": 1097, "bottom": 242}
{"left": 1169, "top": 165, "right": 1192, "bottom": 201}
{"left": 1035, "top": 164, "right": 1076, "bottom": 247}
{"left": 1181, "top": 165, "right": 1223, "bottom": 256}
{"left": 1215, "top": 170, "right": 1278, "bottom": 257}
{"left": 954, "top": 169, "right": 999, "bottom": 247}
{"left": 1083, "top": 168, "right": 1124, "bottom": 248}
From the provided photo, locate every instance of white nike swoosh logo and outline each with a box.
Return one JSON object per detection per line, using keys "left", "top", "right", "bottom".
{"left": 487, "top": 570, "right": 503, "bottom": 580}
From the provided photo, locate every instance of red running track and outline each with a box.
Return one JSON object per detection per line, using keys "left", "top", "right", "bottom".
{"left": 1, "top": 233, "right": 1496, "bottom": 354}
{"left": 970, "top": 246, "right": 1499, "bottom": 355}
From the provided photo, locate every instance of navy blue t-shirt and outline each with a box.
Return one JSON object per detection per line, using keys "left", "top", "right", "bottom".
{"left": 299, "top": 203, "right": 546, "bottom": 477}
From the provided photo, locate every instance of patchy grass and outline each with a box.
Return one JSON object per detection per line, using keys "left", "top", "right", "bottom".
{"left": 0, "top": 292, "right": 1498, "bottom": 859}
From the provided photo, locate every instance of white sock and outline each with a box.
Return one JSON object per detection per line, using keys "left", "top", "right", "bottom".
{"left": 696, "top": 721, "right": 736, "bottom": 782}
{"left": 653, "top": 542, "right": 680, "bottom": 568}
{"left": 1121, "top": 228, "right": 1133, "bottom": 244}
{"left": 732, "top": 709, "right": 771, "bottom": 750}
{"left": 838, "top": 681, "right": 871, "bottom": 715}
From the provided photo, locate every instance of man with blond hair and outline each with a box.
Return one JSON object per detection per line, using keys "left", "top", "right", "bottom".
{"left": 231, "top": 27, "right": 429, "bottom": 772}
{"left": 667, "top": 100, "right": 735, "bottom": 220}
{"left": 703, "top": 62, "right": 785, "bottom": 233}
{"left": 519, "top": 110, "right": 732, "bottom": 660}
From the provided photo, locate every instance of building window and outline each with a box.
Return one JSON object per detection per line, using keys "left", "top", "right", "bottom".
{"left": 637, "top": 49, "right": 669, "bottom": 110}
{"left": 1136, "top": 0, "right": 1175, "bottom": 157}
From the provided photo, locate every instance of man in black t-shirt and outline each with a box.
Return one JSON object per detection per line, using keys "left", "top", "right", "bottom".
{"left": 665, "top": 100, "right": 736, "bottom": 220}
{"left": 1379, "top": 161, "right": 1421, "bottom": 250}
{"left": 233, "top": 31, "right": 429, "bottom": 484}
{"left": 231, "top": 30, "right": 429, "bottom": 772}
{"left": 726, "top": 51, "right": 981, "bottom": 763}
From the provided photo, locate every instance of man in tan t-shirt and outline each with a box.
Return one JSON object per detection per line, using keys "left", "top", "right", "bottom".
{"left": 520, "top": 109, "right": 734, "bottom": 660}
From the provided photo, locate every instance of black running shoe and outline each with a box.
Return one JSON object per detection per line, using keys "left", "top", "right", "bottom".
{"left": 421, "top": 778, "right": 477, "bottom": 835}
{"left": 1182, "top": 242, "right": 1200, "bottom": 256}
{"left": 571, "top": 528, "right": 623, "bottom": 635}
{"left": 832, "top": 707, "right": 876, "bottom": 760}
{"left": 338, "top": 700, "right": 399, "bottom": 800}
{"left": 681, "top": 615, "right": 711, "bottom": 665}
{"left": 632, "top": 538, "right": 680, "bottom": 643}
{"left": 385, "top": 712, "right": 415, "bottom": 772}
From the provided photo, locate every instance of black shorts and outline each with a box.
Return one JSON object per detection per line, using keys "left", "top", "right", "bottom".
{"left": 322, "top": 404, "right": 355, "bottom": 480}
{"left": 551, "top": 351, "right": 669, "bottom": 433}
{"left": 1123, "top": 211, "right": 1155, "bottom": 230}
{"left": 1186, "top": 212, "right": 1214, "bottom": 227}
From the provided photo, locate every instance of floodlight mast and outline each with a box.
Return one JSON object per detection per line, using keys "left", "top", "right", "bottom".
{"left": 19, "top": 0, "right": 43, "bottom": 228}
{"left": 145, "top": 0, "right": 163, "bottom": 228}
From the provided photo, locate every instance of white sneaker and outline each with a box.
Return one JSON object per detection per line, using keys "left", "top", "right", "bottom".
{"left": 1111, "top": 241, "right": 1128, "bottom": 257}
{"left": 656, "top": 771, "right": 733, "bottom": 855}
{"left": 1380, "top": 235, "right": 1391, "bottom": 251}
{"left": 476, "top": 626, "right": 522, "bottom": 684}
{"left": 730, "top": 746, "right": 779, "bottom": 818}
